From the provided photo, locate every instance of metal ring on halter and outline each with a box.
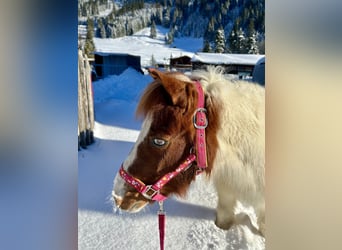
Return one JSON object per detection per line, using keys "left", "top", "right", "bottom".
{"left": 193, "top": 108, "right": 208, "bottom": 129}
{"left": 141, "top": 185, "right": 159, "bottom": 200}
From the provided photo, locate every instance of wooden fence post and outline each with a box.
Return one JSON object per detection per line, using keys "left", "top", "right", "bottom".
{"left": 78, "top": 50, "right": 95, "bottom": 150}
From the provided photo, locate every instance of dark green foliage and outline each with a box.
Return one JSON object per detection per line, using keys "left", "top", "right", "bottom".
{"left": 84, "top": 18, "right": 95, "bottom": 58}
{"left": 116, "top": 0, "right": 145, "bottom": 15}
{"left": 79, "top": 0, "right": 265, "bottom": 54}
{"left": 97, "top": 18, "right": 107, "bottom": 38}
{"left": 215, "top": 28, "right": 225, "bottom": 53}
{"left": 202, "top": 40, "right": 212, "bottom": 52}
{"left": 245, "top": 19, "right": 259, "bottom": 54}
{"left": 204, "top": 17, "right": 216, "bottom": 43}
{"left": 165, "top": 27, "right": 175, "bottom": 44}
{"left": 150, "top": 20, "right": 157, "bottom": 38}
{"left": 162, "top": 8, "right": 171, "bottom": 27}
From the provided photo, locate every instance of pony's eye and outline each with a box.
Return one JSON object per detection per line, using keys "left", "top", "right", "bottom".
{"left": 152, "top": 138, "right": 167, "bottom": 147}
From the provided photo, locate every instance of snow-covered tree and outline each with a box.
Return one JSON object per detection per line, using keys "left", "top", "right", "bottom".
{"left": 162, "top": 8, "right": 171, "bottom": 28}
{"left": 246, "top": 31, "right": 259, "bottom": 54}
{"left": 228, "top": 19, "right": 247, "bottom": 54}
{"left": 78, "top": 0, "right": 264, "bottom": 47}
{"left": 204, "top": 17, "right": 216, "bottom": 43}
{"left": 150, "top": 20, "right": 157, "bottom": 38}
{"left": 246, "top": 20, "right": 259, "bottom": 54}
{"left": 97, "top": 18, "right": 107, "bottom": 38}
{"left": 165, "top": 27, "right": 174, "bottom": 44}
{"left": 235, "top": 28, "right": 247, "bottom": 53}
{"left": 84, "top": 18, "right": 95, "bottom": 58}
{"left": 258, "top": 39, "right": 265, "bottom": 54}
{"left": 151, "top": 54, "right": 157, "bottom": 67}
{"left": 215, "top": 28, "right": 225, "bottom": 53}
{"left": 202, "top": 40, "right": 212, "bottom": 52}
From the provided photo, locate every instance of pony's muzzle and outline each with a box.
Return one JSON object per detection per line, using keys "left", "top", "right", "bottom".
{"left": 112, "top": 191, "right": 148, "bottom": 212}
{"left": 112, "top": 193, "right": 123, "bottom": 208}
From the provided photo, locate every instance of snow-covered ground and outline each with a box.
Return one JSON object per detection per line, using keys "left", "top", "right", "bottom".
{"left": 94, "top": 26, "right": 203, "bottom": 67}
{"left": 78, "top": 28, "right": 265, "bottom": 249}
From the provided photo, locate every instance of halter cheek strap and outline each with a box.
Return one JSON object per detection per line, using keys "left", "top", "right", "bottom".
{"left": 194, "top": 81, "right": 208, "bottom": 170}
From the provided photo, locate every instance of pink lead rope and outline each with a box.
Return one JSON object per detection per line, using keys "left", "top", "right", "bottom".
{"left": 158, "top": 202, "right": 165, "bottom": 250}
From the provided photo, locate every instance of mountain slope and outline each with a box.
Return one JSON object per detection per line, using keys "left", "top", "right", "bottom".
{"left": 78, "top": 0, "right": 265, "bottom": 53}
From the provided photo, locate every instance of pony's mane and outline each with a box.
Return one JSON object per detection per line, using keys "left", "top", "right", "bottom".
{"left": 190, "top": 66, "right": 228, "bottom": 89}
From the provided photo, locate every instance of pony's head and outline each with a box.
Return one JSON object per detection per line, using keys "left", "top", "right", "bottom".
{"left": 112, "top": 69, "right": 212, "bottom": 212}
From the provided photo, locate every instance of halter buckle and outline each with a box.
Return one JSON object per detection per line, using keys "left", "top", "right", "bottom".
{"left": 142, "top": 185, "right": 159, "bottom": 200}
{"left": 193, "top": 108, "right": 208, "bottom": 129}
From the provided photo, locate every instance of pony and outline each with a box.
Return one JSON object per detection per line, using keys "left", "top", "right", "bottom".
{"left": 112, "top": 66, "right": 265, "bottom": 236}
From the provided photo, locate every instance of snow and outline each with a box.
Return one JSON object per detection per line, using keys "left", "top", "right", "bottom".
{"left": 93, "top": 26, "right": 202, "bottom": 67}
{"left": 192, "top": 53, "right": 264, "bottom": 66}
{"left": 79, "top": 28, "right": 265, "bottom": 249}
{"left": 93, "top": 27, "right": 264, "bottom": 69}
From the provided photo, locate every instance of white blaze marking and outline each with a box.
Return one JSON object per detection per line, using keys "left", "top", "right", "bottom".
{"left": 113, "top": 114, "right": 153, "bottom": 198}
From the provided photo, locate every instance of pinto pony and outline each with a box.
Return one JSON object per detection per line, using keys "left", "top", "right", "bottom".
{"left": 112, "top": 67, "right": 265, "bottom": 235}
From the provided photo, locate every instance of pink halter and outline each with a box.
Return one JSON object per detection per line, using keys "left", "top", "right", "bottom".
{"left": 119, "top": 154, "right": 196, "bottom": 201}
{"left": 193, "top": 81, "right": 208, "bottom": 169}
{"left": 119, "top": 81, "right": 208, "bottom": 202}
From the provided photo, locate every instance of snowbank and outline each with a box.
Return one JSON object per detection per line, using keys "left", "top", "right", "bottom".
{"left": 92, "top": 67, "right": 151, "bottom": 104}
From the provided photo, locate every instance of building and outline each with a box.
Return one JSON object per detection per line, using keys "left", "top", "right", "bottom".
{"left": 93, "top": 52, "right": 143, "bottom": 78}
{"left": 252, "top": 56, "right": 265, "bottom": 86}
{"left": 170, "top": 55, "right": 192, "bottom": 72}
{"left": 192, "top": 53, "right": 264, "bottom": 80}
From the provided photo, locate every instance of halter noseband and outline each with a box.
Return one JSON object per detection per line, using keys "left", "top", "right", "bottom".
{"left": 119, "top": 81, "right": 208, "bottom": 202}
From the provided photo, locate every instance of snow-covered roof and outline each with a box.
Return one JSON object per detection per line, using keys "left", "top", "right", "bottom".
{"left": 93, "top": 51, "right": 140, "bottom": 57}
{"left": 192, "top": 53, "right": 265, "bottom": 66}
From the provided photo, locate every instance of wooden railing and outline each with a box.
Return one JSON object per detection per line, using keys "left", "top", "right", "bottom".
{"left": 78, "top": 50, "right": 95, "bottom": 150}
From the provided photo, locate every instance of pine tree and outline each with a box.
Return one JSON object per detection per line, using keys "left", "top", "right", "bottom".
{"left": 236, "top": 28, "right": 247, "bottom": 53}
{"left": 228, "top": 19, "right": 247, "bottom": 54}
{"left": 246, "top": 20, "right": 259, "bottom": 54}
{"left": 214, "top": 27, "right": 225, "bottom": 53}
{"left": 257, "top": 39, "right": 265, "bottom": 54}
{"left": 204, "top": 17, "right": 216, "bottom": 43}
{"left": 84, "top": 18, "right": 95, "bottom": 58}
{"left": 202, "top": 40, "right": 212, "bottom": 52}
{"left": 246, "top": 32, "right": 259, "bottom": 54}
{"left": 86, "top": 17, "right": 95, "bottom": 38}
{"left": 98, "top": 18, "right": 107, "bottom": 38}
{"left": 162, "top": 8, "right": 171, "bottom": 28}
{"left": 165, "top": 27, "right": 174, "bottom": 44}
{"left": 228, "top": 19, "right": 238, "bottom": 53}
{"left": 151, "top": 54, "right": 157, "bottom": 67}
{"left": 150, "top": 20, "right": 157, "bottom": 38}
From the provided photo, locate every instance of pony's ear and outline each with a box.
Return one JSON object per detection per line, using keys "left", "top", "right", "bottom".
{"left": 148, "top": 68, "right": 160, "bottom": 79}
{"left": 148, "top": 68, "right": 191, "bottom": 108}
